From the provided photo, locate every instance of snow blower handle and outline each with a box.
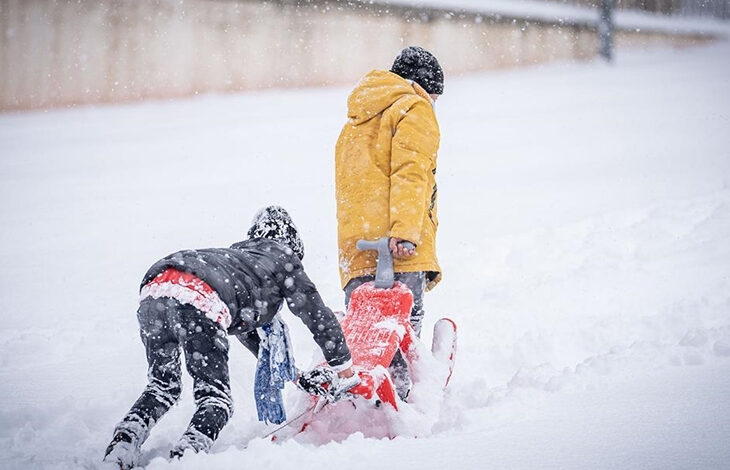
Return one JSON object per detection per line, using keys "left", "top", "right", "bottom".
{"left": 399, "top": 240, "right": 416, "bottom": 251}
{"left": 356, "top": 238, "right": 415, "bottom": 289}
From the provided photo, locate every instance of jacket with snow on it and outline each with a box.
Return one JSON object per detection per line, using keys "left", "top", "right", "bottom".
{"left": 335, "top": 70, "right": 441, "bottom": 291}
{"left": 141, "top": 238, "right": 351, "bottom": 369}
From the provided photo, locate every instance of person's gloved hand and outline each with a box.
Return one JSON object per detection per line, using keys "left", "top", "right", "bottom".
{"left": 297, "top": 366, "right": 336, "bottom": 397}
{"left": 297, "top": 366, "right": 360, "bottom": 402}
{"left": 329, "top": 372, "right": 360, "bottom": 402}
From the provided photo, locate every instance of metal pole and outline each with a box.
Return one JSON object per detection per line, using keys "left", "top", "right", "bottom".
{"left": 599, "top": 0, "right": 614, "bottom": 62}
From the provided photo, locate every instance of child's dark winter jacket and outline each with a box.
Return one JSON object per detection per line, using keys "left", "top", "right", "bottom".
{"left": 141, "top": 238, "right": 351, "bottom": 368}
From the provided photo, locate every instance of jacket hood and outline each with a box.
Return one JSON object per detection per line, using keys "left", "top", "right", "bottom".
{"left": 346, "top": 70, "right": 430, "bottom": 126}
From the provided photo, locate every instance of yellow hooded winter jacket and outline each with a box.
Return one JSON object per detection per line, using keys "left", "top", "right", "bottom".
{"left": 335, "top": 70, "right": 441, "bottom": 291}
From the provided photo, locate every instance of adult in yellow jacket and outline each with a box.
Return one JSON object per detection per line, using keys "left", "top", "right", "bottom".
{"left": 335, "top": 46, "right": 444, "bottom": 398}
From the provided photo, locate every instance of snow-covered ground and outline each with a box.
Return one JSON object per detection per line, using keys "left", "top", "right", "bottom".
{"left": 1, "top": 42, "right": 730, "bottom": 469}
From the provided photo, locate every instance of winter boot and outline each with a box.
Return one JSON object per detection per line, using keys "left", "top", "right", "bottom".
{"left": 169, "top": 428, "right": 213, "bottom": 460}
{"left": 103, "top": 431, "right": 140, "bottom": 470}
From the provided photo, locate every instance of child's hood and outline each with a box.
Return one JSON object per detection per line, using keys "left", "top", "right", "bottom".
{"left": 346, "top": 70, "right": 428, "bottom": 126}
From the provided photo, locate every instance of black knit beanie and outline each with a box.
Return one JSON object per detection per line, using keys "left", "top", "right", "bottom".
{"left": 390, "top": 46, "right": 444, "bottom": 95}
{"left": 247, "top": 206, "right": 304, "bottom": 260}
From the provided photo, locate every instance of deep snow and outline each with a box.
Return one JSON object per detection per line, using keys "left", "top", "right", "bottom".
{"left": 1, "top": 42, "right": 730, "bottom": 469}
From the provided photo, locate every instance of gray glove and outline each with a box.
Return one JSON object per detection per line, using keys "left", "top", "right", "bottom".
{"left": 329, "top": 373, "right": 360, "bottom": 401}
{"left": 297, "top": 366, "right": 360, "bottom": 402}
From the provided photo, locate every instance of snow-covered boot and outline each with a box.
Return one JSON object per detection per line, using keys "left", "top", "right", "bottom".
{"left": 103, "top": 431, "right": 140, "bottom": 470}
{"left": 169, "top": 428, "right": 213, "bottom": 460}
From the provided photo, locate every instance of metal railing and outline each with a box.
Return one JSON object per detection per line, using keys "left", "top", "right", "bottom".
{"left": 559, "top": 0, "right": 730, "bottom": 18}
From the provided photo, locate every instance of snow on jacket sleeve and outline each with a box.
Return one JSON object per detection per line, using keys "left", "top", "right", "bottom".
{"left": 280, "top": 258, "right": 352, "bottom": 369}
{"left": 389, "top": 99, "right": 440, "bottom": 246}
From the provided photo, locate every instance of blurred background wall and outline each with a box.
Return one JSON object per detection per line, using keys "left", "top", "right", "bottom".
{"left": 0, "top": 0, "right": 725, "bottom": 111}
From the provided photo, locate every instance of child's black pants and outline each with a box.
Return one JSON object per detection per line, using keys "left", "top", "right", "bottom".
{"left": 114, "top": 297, "right": 233, "bottom": 451}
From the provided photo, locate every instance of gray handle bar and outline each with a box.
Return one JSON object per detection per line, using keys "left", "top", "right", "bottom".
{"left": 356, "top": 238, "right": 415, "bottom": 289}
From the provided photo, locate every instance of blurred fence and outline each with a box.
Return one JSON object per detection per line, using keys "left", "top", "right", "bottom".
{"left": 566, "top": 0, "right": 730, "bottom": 17}
{"left": 678, "top": 0, "right": 730, "bottom": 18}
{"left": 0, "top": 0, "right": 721, "bottom": 111}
